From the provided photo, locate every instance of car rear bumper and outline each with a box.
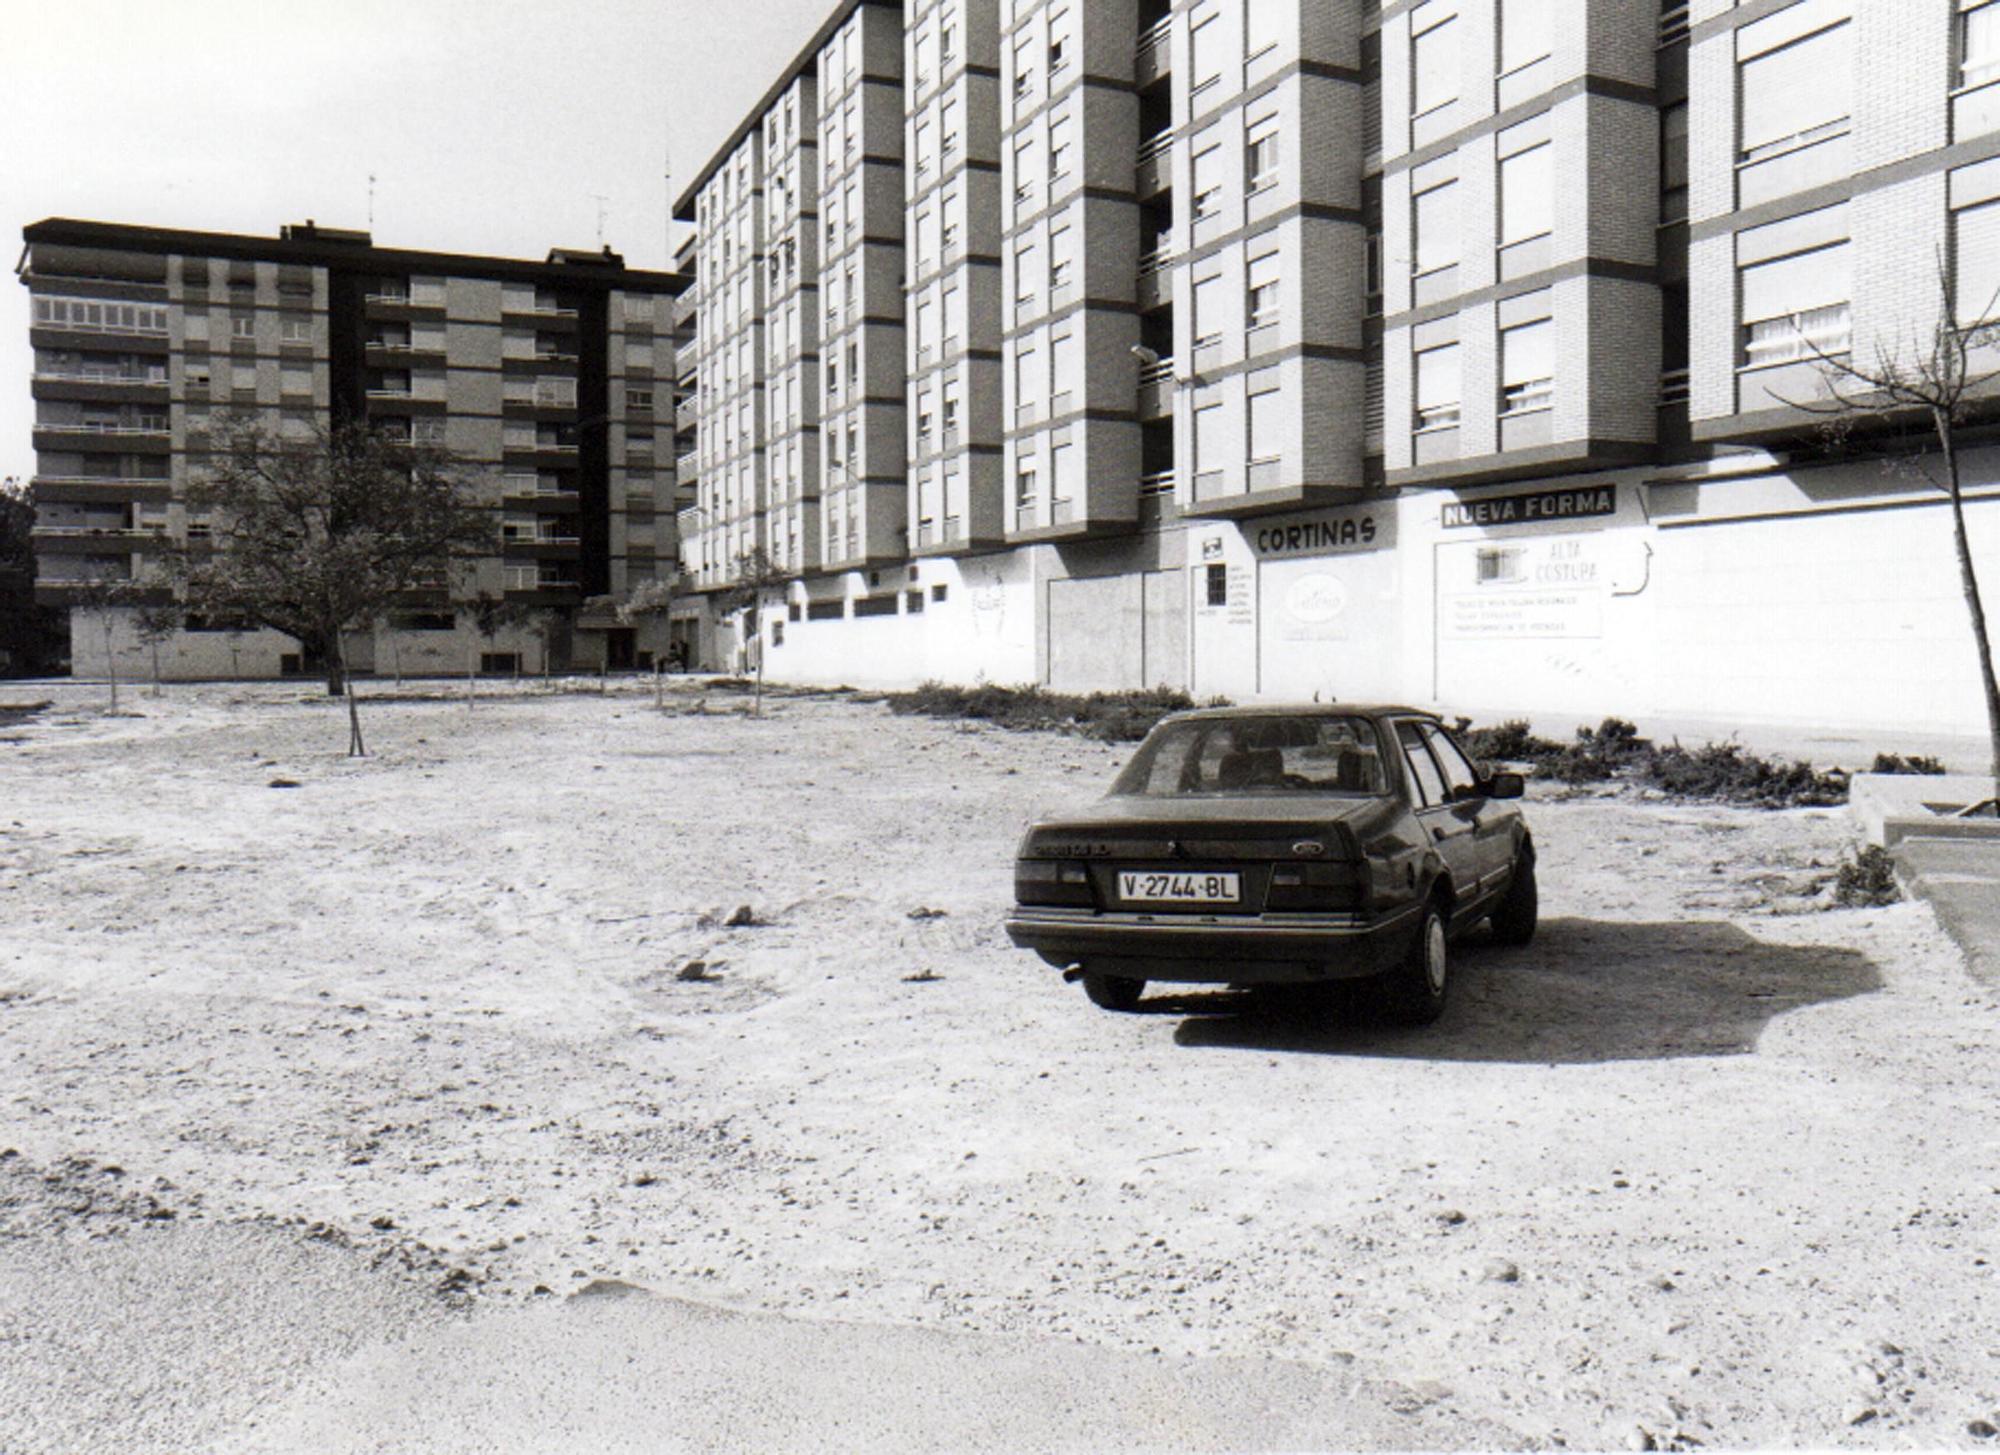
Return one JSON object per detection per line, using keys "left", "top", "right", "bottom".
{"left": 1004, "top": 902, "right": 1420, "bottom": 984}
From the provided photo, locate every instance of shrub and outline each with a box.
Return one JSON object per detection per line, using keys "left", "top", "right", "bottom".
{"left": 1833, "top": 845, "right": 1901, "bottom": 907}
{"left": 885, "top": 682, "right": 1206, "bottom": 742}
{"left": 1640, "top": 742, "right": 1849, "bottom": 808}
{"left": 1450, "top": 717, "right": 1565, "bottom": 763}
{"left": 1538, "top": 718, "right": 1652, "bottom": 784}
{"left": 1869, "top": 752, "right": 1948, "bottom": 775}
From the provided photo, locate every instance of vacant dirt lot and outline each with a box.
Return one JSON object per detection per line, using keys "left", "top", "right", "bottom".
{"left": 2, "top": 680, "right": 1998, "bottom": 1451}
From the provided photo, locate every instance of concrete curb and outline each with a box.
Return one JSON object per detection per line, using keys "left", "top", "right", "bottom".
{"left": 1849, "top": 773, "right": 2000, "bottom": 847}
{"left": 1889, "top": 837, "right": 2000, "bottom": 989}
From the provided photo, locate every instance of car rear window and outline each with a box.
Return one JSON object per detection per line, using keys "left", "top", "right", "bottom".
{"left": 1109, "top": 716, "right": 1390, "bottom": 797}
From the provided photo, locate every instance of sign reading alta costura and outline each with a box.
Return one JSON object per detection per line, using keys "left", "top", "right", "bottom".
{"left": 1441, "top": 484, "right": 1617, "bottom": 529}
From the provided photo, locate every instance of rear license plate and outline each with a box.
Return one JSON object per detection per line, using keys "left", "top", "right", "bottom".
{"left": 1118, "top": 871, "right": 1241, "bottom": 905}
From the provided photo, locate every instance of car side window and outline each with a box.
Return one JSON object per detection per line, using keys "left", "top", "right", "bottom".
{"left": 1421, "top": 723, "right": 1480, "bottom": 800}
{"left": 1395, "top": 720, "right": 1448, "bottom": 808}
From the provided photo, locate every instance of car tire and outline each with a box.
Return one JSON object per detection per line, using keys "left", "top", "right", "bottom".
{"left": 1488, "top": 848, "right": 1538, "bottom": 947}
{"left": 1081, "top": 969, "right": 1146, "bottom": 1011}
{"left": 1379, "top": 899, "right": 1449, "bottom": 1026}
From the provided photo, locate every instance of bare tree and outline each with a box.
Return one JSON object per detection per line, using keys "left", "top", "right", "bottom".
{"left": 131, "top": 600, "right": 183, "bottom": 697}
{"left": 67, "top": 572, "right": 136, "bottom": 711}
{"left": 715, "top": 547, "right": 790, "bottom": 718}
{"left": 1783, "top": 267, "right": 2000, "bottom": 805}
{"left": 179, "top": 417, "right": 495, "bottom": 756}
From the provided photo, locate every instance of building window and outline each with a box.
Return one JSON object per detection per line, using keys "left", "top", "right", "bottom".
{"left": 1192, "top": 271, "right": 1224, "bottom": 348}
{"left": 1205, "top": 562, "right": 1228, "bottom": 606}
{"left": 1413, "top": 339, "right": 1461, "bottom": 431}
{"left": 1246, "top": 114, "right": 1279, "bottom": 192}
{"left": 1049, "top": 224, "right": 1074, "bottom": 292}
{"left": 1015, "top": 241, "right": 1038, "bottom": 307}
{"left": 1739, "top": 241, "right": 1852, "bottom": 368}
{"left": 1498, "top": 0, "right": 1551, "bottom": 76}
{"left": 1412, "top": 172, "right": 1458, "bottom": 296}
{"left": 1411, "top": 9, "right": 1459, "bottom": 120}
{"left": 1499, "top": 317, "right": 1553, "bottom": 414}
{"left": 1050, "top": 330, "right": 1079, "bottom": 413}
{"left": 1246, "top": 248, "right": 1280, "bottom": 330}
{"left": 1193, "top": 400, "right": 1226, "bottom": 495}
{"left": 1497, "top": 140, "right": 1553, "bottom": 277}
{"left": 1191, "top": 9, "right": 1223, "bottom": 95}
{"left": 1015, "top": 342, "right": 1039, "bottom": 414}
{"left": 1661, "top": 101, "right": 1689, "bottom": 223}
{"left": 231, "top": 315, "right": 256, "bottom": 340}
{"left": 1192, "top": 143, "right": 1224, "bottom": 220}
{"left": 1247, "top": 0, "right": 1282, "bottom": 60}
{"left": 1738, "top": 19, "right": 1851, "bottom": 163}
{"left": 1955, "top": 194, "right": 2000, "bottom": 325}
{"left": 1965, "top": 0, "right": 2000, "bottom": 89}
{"left": 1049, "top": 115, "right": 1072, "bottom": 181}
{"left": 1247, "top": 381, "right": 1282, "bottom": 469}
{"left": 279, "top": 315, "right": 312, "bottom": 343}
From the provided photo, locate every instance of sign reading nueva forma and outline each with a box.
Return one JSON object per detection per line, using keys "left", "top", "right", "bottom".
{"left": 1441, "top": 484, "right": 1617, "bottom": 530}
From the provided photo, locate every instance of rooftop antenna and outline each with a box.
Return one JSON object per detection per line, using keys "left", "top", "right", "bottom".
{"left": 367, "top": 172, "right": 377, "bottom": 231}
{"left": 590, "top": 192, "right": 611, "bottom": 248}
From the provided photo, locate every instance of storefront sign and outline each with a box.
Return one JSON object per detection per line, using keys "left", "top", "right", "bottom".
{"left": 1441, "top": 485, "right": 1617, "bottom": 530}
{"left": 1249, "top": 507, "right": 1387, "bottom": 557}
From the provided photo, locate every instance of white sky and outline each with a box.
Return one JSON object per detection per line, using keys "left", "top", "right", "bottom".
{"left": 1, "top": 0, "right": 833, "bottom": 482}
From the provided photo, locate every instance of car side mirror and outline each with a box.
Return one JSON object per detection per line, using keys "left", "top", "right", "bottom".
{"left": 1485, "top": 772, "right": 1525, "bottom": 800}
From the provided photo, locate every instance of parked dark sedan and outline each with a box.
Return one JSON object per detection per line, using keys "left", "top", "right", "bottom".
{"left": 1005, "top": 705, "right": 1536, "bottom": 1023}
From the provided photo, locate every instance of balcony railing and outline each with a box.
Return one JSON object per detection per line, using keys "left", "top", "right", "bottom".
{"left": 1136, "top": 13, "right": 1172, "bottom": 59}
{"left": 1659, "top": 367, "right": 1691, "bottom": 406}
{"left": 1659, "top": 2, "right": 1691, "bottom": 44}
{"left": 1137, "top": 357, "right": 1176, "bottom": 386}
{"left": 37, "top": 420, "right": 169, "bottom": 435}
{"left": 1137, "top": 131, "right": 1174, "bottom": 165}
{"left": 34, "top": 369, "right": 167, "bottom": 385}
{"left": 1139, "top": 469, "right": 1175, "bottom": 497}
{"left": 33, "top": 525, "right": 169, "bottom": 538}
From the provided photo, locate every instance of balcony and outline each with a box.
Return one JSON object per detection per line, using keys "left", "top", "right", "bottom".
{"left": 34, "top": 368, "right": 167, "bottom": 387}
{"left": 1136, "top": 13, "right": 1172, "bottom": 86}
{"left": 34, "top": 420, "right": 169, "bottom": 437}
{"left": 29, "top": 475, "right": 174, "bottom": 504}
{"left": 503, "top": 566, "right": 581, "bottom": 594}
{"left": 1138, "top": 469, "right": 1175, "bottom": 497}
{"left": 363, "top": 292, "right": 445, "bottom": 318}
{"left": 31, "top": 524, "right": 176, "bottom": 553}
{"left": 1137, "top": 131, "right": 1174, "bottom": 198}
{"left": 1137, "top": 356, "right": 1175, "bottom": 419}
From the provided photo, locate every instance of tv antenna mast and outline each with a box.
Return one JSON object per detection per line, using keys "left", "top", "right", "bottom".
{"left": 590, "top": 193, "right": 611, "bottom": 248}
{"left": 367, "top": 172, "right": 377, "bottom": 231}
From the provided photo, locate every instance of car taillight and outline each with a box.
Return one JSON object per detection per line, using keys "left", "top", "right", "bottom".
{"left": 1015, "top": 860, "right": 1094, "bottom": 907}
{"left": 1264, "top": 862, "right": 1363, "bottom": 911}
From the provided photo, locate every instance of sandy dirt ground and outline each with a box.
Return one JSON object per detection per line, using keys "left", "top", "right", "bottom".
{"left": 2, "top": 679, "right": 1998, "bottom": 1452}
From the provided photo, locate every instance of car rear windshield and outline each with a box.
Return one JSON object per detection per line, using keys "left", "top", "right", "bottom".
{"left": 1108, "top": 715, "right": 1390, "bottom": 797}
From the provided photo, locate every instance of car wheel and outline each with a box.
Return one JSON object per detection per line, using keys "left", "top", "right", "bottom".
{"left": 1379, "top": 899, "right": 1449, "bottom": 1026}
{"left": 1488, "top": 848, "right": 1538, "bottom": 947}
{"left": 1081, "top": 969, "right": 1146, "bottom": 1011}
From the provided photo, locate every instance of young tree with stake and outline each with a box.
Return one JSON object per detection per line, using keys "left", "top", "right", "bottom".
{"left": 1780, "top": 262, "right": 2000, "bottom": 809}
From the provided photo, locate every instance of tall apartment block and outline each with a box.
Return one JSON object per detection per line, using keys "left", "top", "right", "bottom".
{"left": 671, "top": 0, "right": 2000, "bottom": 740}
{"left": 19, "top": 218, "right": 686, "bottom": 679}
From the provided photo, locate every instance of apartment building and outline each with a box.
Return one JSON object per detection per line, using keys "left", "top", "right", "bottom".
{"left": 673, "top": 0, "right": 2000, "bottom": 741}
{"left": 20, "top": 217, "right": 686, "bottom": 679}
{"left": 822, "top": 1, "right": 910, "bottom": 571}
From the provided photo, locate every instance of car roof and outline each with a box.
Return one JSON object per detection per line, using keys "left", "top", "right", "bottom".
{"left": 1156, "top": 703, "right": 1441, "bottom": 725}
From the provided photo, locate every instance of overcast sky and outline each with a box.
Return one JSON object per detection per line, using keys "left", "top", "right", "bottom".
{"left": 1, "top": 0, "right": 832, "bottom": 484}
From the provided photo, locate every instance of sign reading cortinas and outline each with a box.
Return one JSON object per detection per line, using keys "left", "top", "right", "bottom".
{"left": 1442, "top": 485, "right": 1617, "bottom": 530}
